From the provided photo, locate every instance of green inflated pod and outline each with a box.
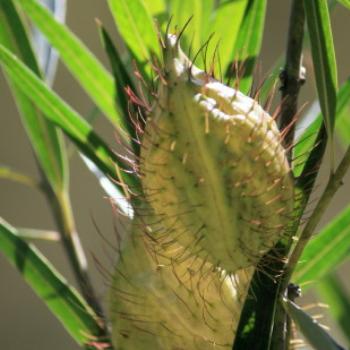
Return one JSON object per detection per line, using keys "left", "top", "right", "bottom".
{"left": 140, "top": 34, "right": 294, "bottom": 273}
{"left": 109, "top": 211, "right": 252, "bottom": 349}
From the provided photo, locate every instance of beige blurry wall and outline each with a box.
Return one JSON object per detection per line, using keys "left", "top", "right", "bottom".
{"left": 0, "top": 1, "right": 350, "bottom": 349}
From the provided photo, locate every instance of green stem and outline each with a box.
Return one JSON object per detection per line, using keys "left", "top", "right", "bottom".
{"left": 53, "top": 190, "right": 105, "bottom": 320}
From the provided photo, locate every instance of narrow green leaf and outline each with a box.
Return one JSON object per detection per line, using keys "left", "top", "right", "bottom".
{"left": 0, "top": 218, "right": 105, "bottom": 346}
{"left": 15, "top": 0, "right": 124, "bottom": 131}
{"left": 332, "top": 79, "right": 350, "bottom": 141}
{"left": 283, "top": 299, "right": 345, "bottom": 350}
{"left": 201, "top": 0, "right": 215, "bottom": 41}
{"left": 318, "top": 274, "right": 350, "bottom": 344}
{"left": 0, "top": 44, "right": 139, "bottom": 193}
{"left": 206, "top": 0, "right": 248, "bottom": 75}
{"left": 169, "top": 0, "right": 203, "bottom": 51}
{"left": 231, "top": 0, "right": 267, "bottom": 94}
{"left": 294, "top": 204, "right": 350, "bottom": 288}
{"left": 108, "top": 0, "right": 160, "bottom": 66}
{"left": 0, "top": 0, "right": 67, "bottom": 193}
{"left": 294, "top": 78, "right": 350, "bottom": 176}
{"left": 259, "top": 56, "right": 284, "bottom": 105}
{"left": 144, "top": 0, "right": 166, "bottom": 15}
{"left": 336, "top": 0, "right": 350, "bottom": 10}
{"left": 97, "top": 22, "right": 140, "bottom": 154}
{"left": 304, "top": 0, "right": 338, "bottom": 158}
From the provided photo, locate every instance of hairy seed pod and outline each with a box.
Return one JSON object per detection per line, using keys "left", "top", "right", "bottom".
{"left": 140, "top": 34, "right": 294, "bottom": 273}
{"left": 109, "top": 211, "right": 252, "bottom": 349}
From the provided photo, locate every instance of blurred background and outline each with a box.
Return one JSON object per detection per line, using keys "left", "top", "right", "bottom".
{"left": 1, "top": 0, "right": 350, "bottom": 349}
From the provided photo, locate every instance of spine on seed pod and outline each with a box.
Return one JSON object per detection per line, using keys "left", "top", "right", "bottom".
{"left": 109, "top": 205, "right": 252, "bottom": 349}
{"left": 139, "top": 34, "right": 294, "bottom": 273}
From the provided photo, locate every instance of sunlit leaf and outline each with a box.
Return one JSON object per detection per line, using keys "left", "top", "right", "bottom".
{"left": 294, "top": 78, "right": 350, "bottom": 176}
{"left": 231, "top": 0, "right": 267, "bottom": 94}
{"left": 294, "top": 204, "right": 350, "bottom": 287}
{"left": 108, "top": 0, "right": 160, "bottom": 69}
{"left": 304, "top": 0, "right": 338, "bottom": 167}
{"left": 206, "top": 0, "right": 248, "bottom": 75}
{"left": 0, "top": 44, "right": 139, "bottom": 194}
{"left": 15, "top": 0, "right": 125, "bottom": 131}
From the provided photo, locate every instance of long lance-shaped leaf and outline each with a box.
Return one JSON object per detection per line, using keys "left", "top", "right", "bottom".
{"left": 293, "top": 78, "right": 350, "bottom": 177}
{"left": 205, "top": 0, "right": 248, "bottom": 75}
{"left": 108, "top": 0, "right": 160, "bottom": 69}
{"left": 0, "top": 0, "right": 109, "bottom": 320}
{"left": 230, "top": 0, "right": 267, "bottom": 94}
{"left": 293, "top": 204, "right": 350, "bottom": 288}
{"left": 201, "top": 0, "right": 215, "bottom": 41}
{"left": 0, "top": 218, "right": 105, "bottom": 347}
{"left": 97, "top": 22, "right": 140, "bottom": 155}
{"left": 336, "top": 0, "right": 350, "bottom": 9}
{"left": 0, "top": 44, "right": 139, "bottom": 195}
{"left": 283, "top": 299, "right": 346, "bottom": 350}
{"left": 318, "top": 274, "right": 350, "bottom": 344}
{"left": 169, "top": 0, "right": 203, "bottom": 51}
{"left": 15, "top": 0, "right": 125, "bottom": 132}
{"left": 144, "top": 0, "right": 165, "bottom": 16}
{"left": 304, "top": 0, "right": 338, "bottom": 167}
{"left": 0, "top": 0, "right": 67, "bottom": 194}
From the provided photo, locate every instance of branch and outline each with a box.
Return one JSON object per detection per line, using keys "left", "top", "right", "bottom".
{"left": 279, "top": 0, "right": 305, "bottom": 160}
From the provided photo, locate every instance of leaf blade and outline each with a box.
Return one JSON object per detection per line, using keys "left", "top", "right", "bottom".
{"left": 294, "top": 78, "right": 350, "bottom": 176}
{"left": 0, "top": 218, "right": 105, "bottom": 346}
{"left": 108, "top": 0, "right": 160, "bottom": 65}
{"left": 15, "top": 0, "right": 124, "bottom": 130}
{"left": 0, "top": 0, "right": 67, "bottom": 193}
{"left": 318, "top": 274, "right": 350, "bottom": 344}
{"left": 304, "top": 0, "right": 338, "bottom": 160}
{"left": 231, "top": 0, "right": 267, "bottom": 94}
{"left": 0, "top": 43, "right": 138, "bottom": 194}
{"left": 284, "top": 299, "right": 345, "bottom": 350}
{"left": 336, "top": 0, "right": 350, "bottom": 10}
{"left": 206, "top": 0, "right": 248, "bottom": 74}
{"left": 294, "top": 204, "right": 350, "bottom": 288}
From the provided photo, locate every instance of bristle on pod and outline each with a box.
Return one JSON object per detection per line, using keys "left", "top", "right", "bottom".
{"left": 140, "top": 34, "right": 294, "bottom": 273}
{"left": 109, "top": 209, "right": 252, "bottom": 349}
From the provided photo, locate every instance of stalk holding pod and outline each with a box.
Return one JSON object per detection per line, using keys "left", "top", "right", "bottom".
{"left": 140, "top": 34, "right": 294, "bottom": 273}
{"left": 109, "top": 210, "right": 252, "bottom": 349}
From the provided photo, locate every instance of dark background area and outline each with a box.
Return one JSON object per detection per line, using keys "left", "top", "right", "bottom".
{"left": 1, "top": 1, "right": 350, "bottom": 349}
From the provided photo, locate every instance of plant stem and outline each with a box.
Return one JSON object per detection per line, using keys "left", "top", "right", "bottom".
{"left": 53, "top": 190, "right": 105, "bottom": 320}
{"left": 234, "top": 2, "right": 306, "bottom": 349}
{"left": 284, "top": 146, "right": 350, "bottom": 287}
{"left": 271, "top": 2, "right": 306, "bottom": 348}
{"left": 279, "top": 0, "right": 305, "bottom": 161}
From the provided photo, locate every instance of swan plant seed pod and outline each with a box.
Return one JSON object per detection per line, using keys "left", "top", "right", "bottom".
{"left": 109, "top": 211, "right": 252, "bottom": 349}
{"left": 140, "top": 34, "right": 294, "bottom": 273}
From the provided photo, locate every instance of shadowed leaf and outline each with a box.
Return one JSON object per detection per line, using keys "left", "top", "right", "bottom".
{"left": 0, "top": 218, "right": 105, "bottom": 347}
{"left": 304, "top": 0, "right": 338, "bottom": 167}
{"left": 284, "top": 299, "right": 345, "bottom": 350}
